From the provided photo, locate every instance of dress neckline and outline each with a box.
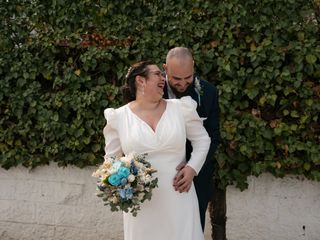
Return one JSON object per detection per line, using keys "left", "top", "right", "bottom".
{"left": 126, "top": 100, "right": 168, "bottom": 134}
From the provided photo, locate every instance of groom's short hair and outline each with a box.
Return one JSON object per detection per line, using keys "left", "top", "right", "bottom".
{"left": 166, "top": 47, "right": 193, "bottom": 63}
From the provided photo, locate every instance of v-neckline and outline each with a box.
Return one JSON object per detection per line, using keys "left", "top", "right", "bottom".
{"left": 126, "top": 101, "right": 168, "bottom": 134}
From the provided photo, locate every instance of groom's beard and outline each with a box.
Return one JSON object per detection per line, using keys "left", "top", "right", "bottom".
{"left": 169, "top": 84, "right": 193, "bottom": 98}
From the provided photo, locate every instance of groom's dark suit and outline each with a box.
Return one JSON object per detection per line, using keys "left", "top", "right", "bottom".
{"left": 163, "top": 76, "right": 221, "bottom": 230}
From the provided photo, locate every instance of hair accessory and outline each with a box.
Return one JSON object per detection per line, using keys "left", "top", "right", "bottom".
{"left": 126, "top": 66, "right": 133, "bottom": 79}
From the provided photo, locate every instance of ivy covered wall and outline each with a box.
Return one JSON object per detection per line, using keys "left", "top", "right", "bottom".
{"left": 1, "top": 0, "right": 319, "bottom": 189}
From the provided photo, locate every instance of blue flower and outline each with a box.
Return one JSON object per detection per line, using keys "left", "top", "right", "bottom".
{"left": 125, "top": 188, "right": 133, "bottom": 199}
{"left": 118, "top": 188, "right": 134, "bottom": 200}
{"left": 130, "top": 162, "right": 139, "bottom": 175}
{"left": 108, "top": 174, "right": 121, "bottom": 186}
{"left": 118, "top": 189, "right": 126, "bottom": 199}
{"left": 112, "top": 161, "right": 122, "bottom": 171}
{"left": 118, "top": 167, "right": 130, "bottom": 178}
{"left": 120, "top": 178, "right": 128, "bottom": 186}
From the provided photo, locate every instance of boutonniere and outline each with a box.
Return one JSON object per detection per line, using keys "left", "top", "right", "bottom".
{"left": 194, "top": 76, "right": 203, "bottom": 106}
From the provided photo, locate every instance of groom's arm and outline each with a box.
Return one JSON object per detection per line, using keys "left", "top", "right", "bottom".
{"left": 203, "top": 84, "right": 221, "bottom": 165}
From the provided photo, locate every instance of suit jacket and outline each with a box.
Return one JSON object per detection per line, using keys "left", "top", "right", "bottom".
{"left": 163, "top": 76, "right": 220, "bottom": 169}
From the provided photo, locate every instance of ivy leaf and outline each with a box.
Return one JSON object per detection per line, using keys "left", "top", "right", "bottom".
{"left": 304, "top": 162, "right": 311, "bottom": 171}
{"left": 74, "top": 69, "right": 81, "bottom": 76}
{"left": 306, "top": 54, "right": 317, "bottom": 64}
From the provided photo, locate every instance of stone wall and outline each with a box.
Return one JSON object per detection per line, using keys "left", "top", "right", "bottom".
{"left": 0, "top": 164, "right": 123, "bottom": 240}
{"left": 1, "top": 164, "right": 319, "bottom": 240}
{"left": 226, "top": 174, "right": 320, "bottom": 240}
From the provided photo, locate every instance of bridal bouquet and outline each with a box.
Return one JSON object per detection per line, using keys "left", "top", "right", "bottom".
{"left": 92, "top": 152, "right": 158, "bottom": 216}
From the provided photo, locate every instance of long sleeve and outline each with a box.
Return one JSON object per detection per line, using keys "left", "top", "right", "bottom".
{"left": 103, "top": 108, "right": 123, "bottom": 159}
{"left": 179, "top": 97, "right": 211, "bottom": 174}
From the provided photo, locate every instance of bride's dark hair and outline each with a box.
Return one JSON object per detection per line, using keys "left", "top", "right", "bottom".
{"left": 121, "top": 60, "right": 155, "bottom": 102}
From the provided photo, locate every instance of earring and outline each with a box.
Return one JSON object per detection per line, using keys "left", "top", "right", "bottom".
{"left": 142, "top": 85, "right": 145, "bottom": 95}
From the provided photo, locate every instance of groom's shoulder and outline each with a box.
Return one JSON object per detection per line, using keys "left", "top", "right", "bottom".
{"left": 199, "top": 78, "right": 218, "bottom": 95}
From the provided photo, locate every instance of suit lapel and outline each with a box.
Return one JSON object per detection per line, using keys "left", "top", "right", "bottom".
{"left": 163, "top": 83, "right": 169, "bottom": 99}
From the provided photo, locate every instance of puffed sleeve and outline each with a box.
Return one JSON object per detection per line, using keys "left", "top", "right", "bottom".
{"left": 180, "top": 96, "right": 211, "bottom": 174}
{"left": 103, "top": 108, "right": 123, "bottom": 159}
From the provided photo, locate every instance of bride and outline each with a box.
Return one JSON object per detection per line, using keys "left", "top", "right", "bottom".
{"left": 103, "top": 60, "right": 210, "bottom": 240}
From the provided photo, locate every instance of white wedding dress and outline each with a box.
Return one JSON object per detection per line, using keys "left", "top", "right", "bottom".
{"left": 103, "top": 96, "right": 210, "bottom": 240}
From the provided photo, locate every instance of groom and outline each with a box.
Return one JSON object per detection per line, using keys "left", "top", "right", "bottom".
{"left": 163, "top": 47, "right": 221, "bottom": 230}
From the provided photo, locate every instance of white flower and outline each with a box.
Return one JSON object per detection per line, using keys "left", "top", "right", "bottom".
{"left": 111, "top": 196, "right": 119, "bottom": 204}
{"left": 127, "top": 174, "right": 135, "bottom": 182}
{"left": 142, "top": 174, "right": 152, "bottom": 184}
{"left": 136, "top": 184, "right": 144, "bottom": 191}
{"left": 194, "top": 77, "right": 202, "bottom": 94}
{"left": 194, "top": 76, "right": 203, "bottom": 106}
{"left": 137, "top": 193, "right": 145, "bottom": 201}
{"left": 120, "top": 153, "right": 135, "bottom": 167}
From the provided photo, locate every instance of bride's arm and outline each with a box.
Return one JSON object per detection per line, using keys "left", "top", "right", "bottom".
{"left": 103, "top": 108, "right": 123, "bottom": 160}
{"left": 173, "top": 97, "right": 210, "bottom": 192}
{"left": 182, "top": 97, "right": 210, "bottom": 174}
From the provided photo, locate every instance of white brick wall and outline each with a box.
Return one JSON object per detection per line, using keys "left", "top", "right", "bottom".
{"left": 1, "top": 164, "right": 319, "bottom": 240}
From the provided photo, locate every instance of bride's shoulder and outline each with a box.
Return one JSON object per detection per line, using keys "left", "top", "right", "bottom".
{"left": 165, "top": 96, "right": 196, "bottom": 108}
{"left": 166, "top": 97, "right": 198, "bottom": 120}
{"left": 103, "top": 104, "right": 127, "bottom": 123}
{"left": 179, "top": 96, "right": 197, "bottom": 108}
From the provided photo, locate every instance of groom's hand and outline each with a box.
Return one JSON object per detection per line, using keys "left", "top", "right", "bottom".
{"left": 173, "top": 161, "right": 186, "bottom": 191}
{"left": 175, "top": 161, "right": 186, "bottom": 171}
{"left": 173, "top": 165, "right": 196, "bottom": 193}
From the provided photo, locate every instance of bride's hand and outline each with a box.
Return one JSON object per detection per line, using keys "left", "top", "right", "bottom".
{"left": 173, "top": 165, "right": 196, "bottom": 193}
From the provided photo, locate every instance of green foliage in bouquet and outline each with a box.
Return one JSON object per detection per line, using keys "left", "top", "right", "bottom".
{"left": 1, "top": 0, "right": 319, "bottom": 189}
